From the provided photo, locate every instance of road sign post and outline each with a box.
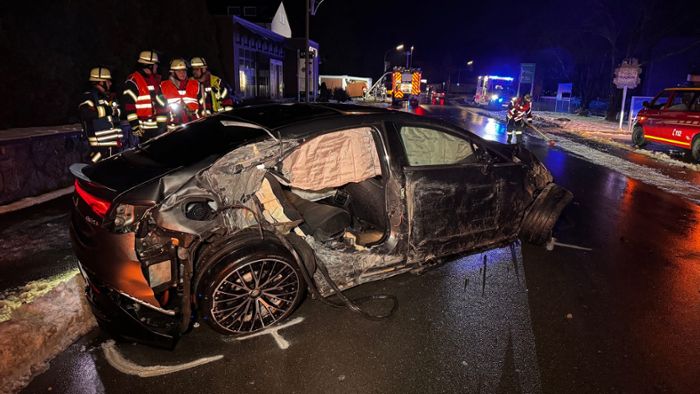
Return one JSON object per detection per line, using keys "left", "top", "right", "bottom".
{"left": 613, "top": 58, "right": 642, "bottom": 130}
{"left": 517, "top": 63, "right": 536, "bottom": 97}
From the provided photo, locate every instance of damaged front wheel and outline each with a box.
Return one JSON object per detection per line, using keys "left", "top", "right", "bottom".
{"left": 203, "top": 252, "right": 305, "bottom": 335}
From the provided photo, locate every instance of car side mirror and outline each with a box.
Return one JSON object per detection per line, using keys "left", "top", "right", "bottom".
{"left": 642, "top": 101, "right": 650, "bottom": 108}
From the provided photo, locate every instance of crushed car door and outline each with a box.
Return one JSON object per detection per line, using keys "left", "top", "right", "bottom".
{"left": 396, "top": 124, "right": 501, "bottom": 260}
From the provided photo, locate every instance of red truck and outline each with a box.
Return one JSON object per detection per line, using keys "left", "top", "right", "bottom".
{"left": 633, "top": 87, "right": 700, "bottom": 161}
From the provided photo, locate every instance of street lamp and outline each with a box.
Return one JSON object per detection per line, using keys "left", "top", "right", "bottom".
{"left": 408, "top": 46, "right": 415, "bottom": 68}
{"left": 458, "top": 60, "right": 474, "bottom": 87}
{"left": 384, "top": 44, "right": 404, "bottom": 72}
{"left": 304, "top": 0, "right": 327, "bottom": 102}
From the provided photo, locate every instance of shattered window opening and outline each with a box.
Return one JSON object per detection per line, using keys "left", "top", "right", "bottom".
{"left": 399, "top": 126, "right": 476, "bottom": 167}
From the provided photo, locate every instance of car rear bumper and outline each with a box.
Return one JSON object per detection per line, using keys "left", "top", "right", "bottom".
{"left": 80, "top": 264, "right": 179, "bottom": 349}
{"left": 70, "top": 206, "right": 181, "bottom": 348}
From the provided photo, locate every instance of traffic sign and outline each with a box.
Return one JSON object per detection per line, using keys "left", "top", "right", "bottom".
{"left": 614, "top": 58, "right": 641, "bottom": 89}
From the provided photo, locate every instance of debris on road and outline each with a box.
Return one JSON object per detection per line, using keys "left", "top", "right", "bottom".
{"left": 545, "top": 238, "right": 593, "bottom": 252}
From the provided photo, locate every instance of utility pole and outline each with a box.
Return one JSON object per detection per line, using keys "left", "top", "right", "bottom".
{"left": 305, "top": 0, "right": 310, "bottom": 102}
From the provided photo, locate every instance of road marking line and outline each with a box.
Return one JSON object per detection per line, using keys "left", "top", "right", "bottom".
{"left": 229, "top": 316, "right": 304, "bottom": 349}
{"left": 101, "top": 340, "right": 223, "bottom": 377}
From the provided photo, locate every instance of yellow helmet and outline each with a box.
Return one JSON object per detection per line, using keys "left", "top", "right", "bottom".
{"left": 170, "top": 58, "right": 188, "bottom": 71}
{"left": 89, "top": 67, "right": 112, "bottom": 82}
{"left": 190, "top": 57, "right": 207, "bottom": 68}
{"left": 137, "top": 50, "right": 159, "bottom": 65}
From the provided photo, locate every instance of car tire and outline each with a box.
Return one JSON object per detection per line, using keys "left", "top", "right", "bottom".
{"left": 201, "top": 247, "right": 305, "bottom": 335}
{"left": 519, "top": 184, "right": 573, "bottom": 245}
{"left": 632, "top": 125, "right": 647, "bottom": 148}
{"left": 691, "top": 136, "right": 700, "bottom": 162}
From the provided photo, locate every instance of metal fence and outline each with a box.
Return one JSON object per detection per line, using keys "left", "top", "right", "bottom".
{"left": 532, "top": 96, "right": 608, "bottom": 117}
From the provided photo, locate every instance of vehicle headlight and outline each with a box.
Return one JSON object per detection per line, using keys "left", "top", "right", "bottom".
{"left": 491, "top": 94, "right": 499, "bottom": 101}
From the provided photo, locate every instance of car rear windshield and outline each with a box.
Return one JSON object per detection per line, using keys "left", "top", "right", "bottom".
{"left": 135, "top": 117, "right": 269, "bottom": 167}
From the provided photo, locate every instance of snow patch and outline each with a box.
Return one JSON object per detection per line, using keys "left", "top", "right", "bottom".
{"left": 551, "top": 135, "right": 700, "bottom": 204}
{"left": 0, "top": 273, "right": 96, "bottom": 394}
{"left": 0, "top": 269, "right": 79, "bottom": 323}
{"left": 632, "top": 149, "right": 700, "bottom": 172}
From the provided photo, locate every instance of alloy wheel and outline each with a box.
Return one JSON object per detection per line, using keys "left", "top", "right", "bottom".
{"left": 209, "top": 258, "right": 302, "bottom": 334}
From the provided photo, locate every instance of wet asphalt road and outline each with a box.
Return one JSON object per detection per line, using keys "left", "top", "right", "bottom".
{"left": 22, "top": 106, "right": 700, "bottom": 393}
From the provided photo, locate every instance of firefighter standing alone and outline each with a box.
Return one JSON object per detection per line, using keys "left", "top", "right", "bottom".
{"left": 122, "top": 50, "right": 168, "bottom": 142}
{"left": 191, "top": 57, "right": 234, "bottom": 115}
{"left": 78, "top": 67, "right": 123, "bottom": 163}
{"left": 160, "top": 58, "right": 204, "bottom": 128}
{"left": 506, "top": 94, "right": 533, "bottom": 144}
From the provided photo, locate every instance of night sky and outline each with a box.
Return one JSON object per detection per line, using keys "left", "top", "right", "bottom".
{"left": 1, "top": 0, "right": 697, "bottom": 129}
{"left": 285, "top": 0, "right": 698, "bottom": 82}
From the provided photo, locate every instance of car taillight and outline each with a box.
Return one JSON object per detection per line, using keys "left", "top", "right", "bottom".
{"left": 74, "top": 179, "right": 111, "bottom": 218}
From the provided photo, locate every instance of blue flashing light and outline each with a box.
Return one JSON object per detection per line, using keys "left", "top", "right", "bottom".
{"left": 487, "top": 75, "right": 514, "bottom": 82}
{"left": 498, "top": 98, "right": 503, "bottom": 103}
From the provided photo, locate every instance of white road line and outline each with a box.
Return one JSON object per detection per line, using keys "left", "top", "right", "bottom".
{"left": 101, "top": 340, "right": 223, "bottom": 377}
{"left": 228, "top": 316, "right": 304, "bottom": 349}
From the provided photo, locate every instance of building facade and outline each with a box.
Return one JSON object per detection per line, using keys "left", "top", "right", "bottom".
{"left": 213, "top": 2, "right": 319, "bottom": 101}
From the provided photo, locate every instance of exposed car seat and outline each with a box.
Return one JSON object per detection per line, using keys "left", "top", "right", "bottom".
{"left": 343, "top": 177, "right": 386, "bottom": 231}
{"left": 257, "top": 173, "right": 351, "bottom": 242}
{"left": 283, "top": 190, "right": 351, "bottom": 242}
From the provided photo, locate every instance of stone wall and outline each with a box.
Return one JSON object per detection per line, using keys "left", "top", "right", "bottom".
{"left": 0, "top": 131, "right": 87, "bottom": 205}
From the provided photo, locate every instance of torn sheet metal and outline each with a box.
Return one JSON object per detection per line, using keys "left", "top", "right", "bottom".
{"left": 307, "top": 237, "right": 405, "bottom": 295}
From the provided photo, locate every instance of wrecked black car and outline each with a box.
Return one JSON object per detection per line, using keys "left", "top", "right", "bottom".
{"left": 69, "top": 103, "right": 572, "bottom": 348}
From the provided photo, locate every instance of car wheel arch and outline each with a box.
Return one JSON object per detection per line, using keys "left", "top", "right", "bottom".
{"left": 192, "top": 228, "right": 314, "bottom": 308}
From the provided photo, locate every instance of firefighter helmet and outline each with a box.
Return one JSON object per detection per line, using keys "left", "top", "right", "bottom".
{"left": 137, "top": 50, "right": 159, "bottom": 65}
{"left": 89, "top": 67, "right": 112, "bottom": 82}
{"left": 524, "top": 94, "right": 532, "bottom": 102}
{"left": 190, "top": 57, "right": 207, "bottom": 68}
{"left": 170, "top": 58, "right": 188, "bottom": 71}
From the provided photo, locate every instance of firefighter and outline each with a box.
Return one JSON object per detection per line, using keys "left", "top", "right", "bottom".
{"left": 79, "top": 67, "right": 122, "bottom": 163}
{"left": 160, "top": 58, "right": 204, "bottom": 128}
{"left": 122, "top": 50, "right": 168, "bottom": 142}
{"left": 506, "top": 96, "right": 519, "bottom": 143}
{"left": 190, "top": 57, "right": 234, "bottom": 115}
{"left": 506, "top": 95, "right": 533, "bottom": 144}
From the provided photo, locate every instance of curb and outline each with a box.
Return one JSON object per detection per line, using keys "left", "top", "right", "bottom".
{"left": 0, "top": 187, "right": 73, "bottom": 216}
{"left": 0, "top": 274, "right": 96, "bottom": 393}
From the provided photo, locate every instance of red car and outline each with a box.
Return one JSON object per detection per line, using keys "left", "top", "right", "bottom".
{"left": 633, "top": 87, "right": 700, "bottom": 161}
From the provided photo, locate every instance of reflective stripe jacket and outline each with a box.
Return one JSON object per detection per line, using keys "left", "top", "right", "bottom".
{"left": 201, "top": 73, "right": 234, "bottom": 114}
{"left": 160, "top": 78, "right": 204, "bottom": 125}
{"left": 122, "top": 70, "right": 168, "bottom": 136}
{"left": 78, "top": 88, "right": 122, "bottom": 149}
{"left": 507, "top": 98, "right": 533, "bottom": 123}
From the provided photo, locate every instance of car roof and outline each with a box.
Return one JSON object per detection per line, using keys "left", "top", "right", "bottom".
{"left": 219, "top": 103, "right": 424, "bottom": 138}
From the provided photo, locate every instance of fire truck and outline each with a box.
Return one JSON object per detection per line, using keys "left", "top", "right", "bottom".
{"left": 389, "top": 67, "right": 422, "bottom": 107}
{"left": 474, "top": 75, "right": 515, "bottom": 108}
